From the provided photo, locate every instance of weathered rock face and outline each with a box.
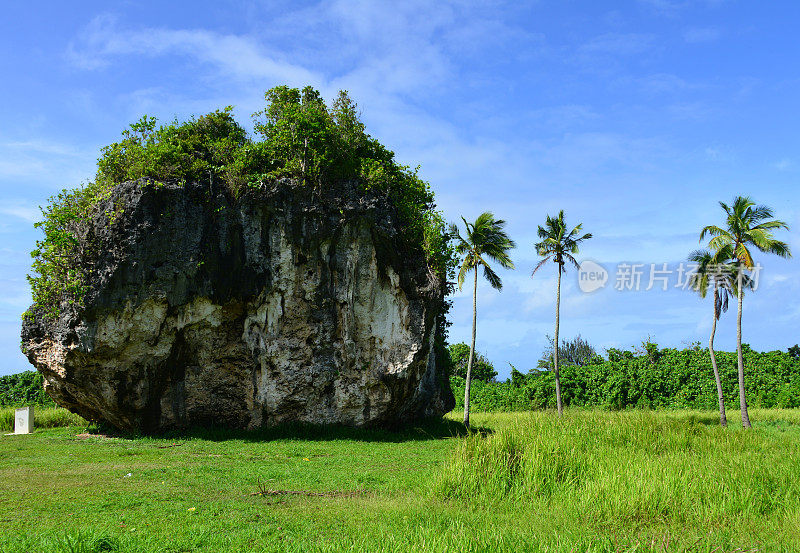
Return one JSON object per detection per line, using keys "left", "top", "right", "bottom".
{"left": 21, "top": 179, "right": 454, "bottom": 432}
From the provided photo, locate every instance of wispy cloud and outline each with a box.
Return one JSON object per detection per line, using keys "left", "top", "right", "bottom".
{"left": 525, "top": 105, "right": 600, "bottom": 130}
{"left": 704, "top": 145, "right": 734, "bottom": 163}
{"left": 0, "top": 138, "right": 95, "bottom": 185}
{"left": 67, "top": 4, "right": 506, "bottom": 100}
{"left": 64, "top": 7, "right": 506, "bottom": 138}
{"left": 638, "top": 0, "right": 727, "bottom": 16}
{"left": 68, "top": 14, "right": 322, "bottom": 86}
{"left": 1, "top": 140, "right": 83, "bottom": 157}
{"left": 579, "top": 33, "right": 655, "bottom": 56}
{"left": 684, "top": 27, "right": 722, "bottom": 44}
{"left": 638, "top": 0, "right": 688, "bottom": 13}
{"left": 0, "top": 202, "right": 41, "bottom": 224}
{"left": 637, "top": 73, "right": 694, "bottom": 94}
{"left": 773, "top": 158, "right": 793, "bottom": 171}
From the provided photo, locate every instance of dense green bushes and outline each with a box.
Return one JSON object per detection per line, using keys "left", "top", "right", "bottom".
{"left": 0, "top": 371, "right": 54, "bottom": 407}
{"left": 451, "top": 376, "right": 538, "bottom": 412}
{"left": 452, "top": 343, "right": 800, "bottom": 412}
{"left": 28, "top": 86, "right": 454, "bottom": 320}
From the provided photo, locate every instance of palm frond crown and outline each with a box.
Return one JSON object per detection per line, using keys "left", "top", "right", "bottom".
{"left": 451, "top": 212, "right": 516, "bottom": 291}
{"left": 700, "top": 196, "right": 791, "bottom": 270}
{"left": 532, "top": 210, "right": 592, "bottom": 275}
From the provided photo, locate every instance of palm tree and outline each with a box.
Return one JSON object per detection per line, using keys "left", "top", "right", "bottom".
{"left": 700, "top": 196, "right": 791, "bottom": 428}
{"left": 532, "top": 211, "right": 592, "bottom": 416}
{"left": 449, "top": 212, "right": 515, "bottom": 427}
{"left": 687, "top": 246, "right": 741, "bottom": 427}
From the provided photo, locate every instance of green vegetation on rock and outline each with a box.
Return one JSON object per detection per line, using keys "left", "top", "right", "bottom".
{"left": 27, "top": 86, "right": 454, "bottom": 320}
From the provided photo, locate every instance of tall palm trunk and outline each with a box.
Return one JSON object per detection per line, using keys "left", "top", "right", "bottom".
{"left": 553, "top": 269, "right": 563, "bottom": 416}
{"left": 710, "top": 288, "right": 727, "bottom": 427}
{"left": 736, "top": 284, "right": 752, "bottom": 428}
{"left": 463, "top": 267, "right": 478, "bottom": 427}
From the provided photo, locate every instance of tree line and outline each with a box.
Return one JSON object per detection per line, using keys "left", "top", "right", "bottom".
{"left": 449, "top": 341, "right": 800, "bottom": 413}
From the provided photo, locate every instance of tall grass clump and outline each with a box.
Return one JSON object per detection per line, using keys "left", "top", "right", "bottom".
{"left": 0, "top": 406, "right": 86, "bottom": 432}
{"left": 436, "top": 410, "right": 800, "bottom": 528}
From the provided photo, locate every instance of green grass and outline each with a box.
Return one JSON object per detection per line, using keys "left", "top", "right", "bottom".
{"left": 0, "top": 410, "right": 799, "bottom": 551}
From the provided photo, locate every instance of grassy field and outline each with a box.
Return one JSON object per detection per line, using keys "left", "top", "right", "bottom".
{"left": 1, "top": 409, "right": 799, "bottom": 552}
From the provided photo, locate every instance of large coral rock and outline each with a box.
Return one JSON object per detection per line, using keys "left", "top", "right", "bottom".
{"left": 21, "top": 179, "right": 453, "bottom": 432}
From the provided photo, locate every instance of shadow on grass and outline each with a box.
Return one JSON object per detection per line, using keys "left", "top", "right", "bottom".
{"left": 89, "top": 416, "right": 493, "bottom": 444}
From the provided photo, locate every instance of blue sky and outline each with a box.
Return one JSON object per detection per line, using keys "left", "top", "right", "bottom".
{"left": 1, "top": 1, "right": 799, "bottom": 379}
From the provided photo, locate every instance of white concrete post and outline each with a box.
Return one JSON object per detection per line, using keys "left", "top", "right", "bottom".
{"left": 15, "top": 406, "right": 34, "bottom": 434}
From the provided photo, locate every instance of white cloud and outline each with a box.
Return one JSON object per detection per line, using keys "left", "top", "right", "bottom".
{"left": 68, "top": 14, "right": 321, "bottom": 86}
{"left": 2, "top": 140, "right": 82, "bottom": 157}
{"left": 0, "top": 158, "right": 46, "bottom": 180}
{"left": 525, "top": 105, "right": 600, "bottom": 130}
{"left": 666, "top": 102, "right": 711, "bottom": 121}
{"left": 638, "top": 0, "right": 687, "bottom": 12}
{"left": 0, "top": 291, "right": 32, "bottom": 311}
{"left": 67, "top": 3, "right": 508, "bottom": 101}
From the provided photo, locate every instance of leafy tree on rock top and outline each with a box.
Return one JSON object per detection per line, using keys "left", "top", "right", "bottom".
{"left": 532, "top": 211, "right": 592, "bottom": 417}
{"left": 449, "top": 212, "right": 515, "bottom": 427}
{"left": 700, "top": 196, "right": 791, "bottom": 428}
{"left": 251, "top": 86, "right": 354, "bottom": 185}
{"left": 28, "top": 86, "right": 456, "bottom": 320}
{"left": 97, "top": 108, "right": 248, "bottom": 187}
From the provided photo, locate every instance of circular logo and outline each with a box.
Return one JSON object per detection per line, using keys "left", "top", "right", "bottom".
{"left": 578, "top": 260, "right": 608, "bottom": 293}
